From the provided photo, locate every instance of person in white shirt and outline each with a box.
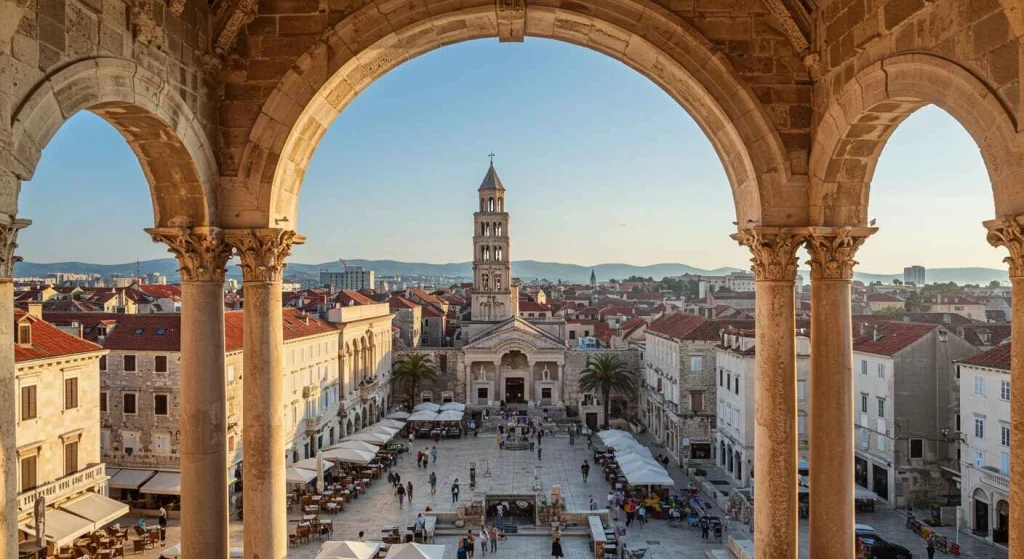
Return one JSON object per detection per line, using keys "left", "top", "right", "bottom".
{"left": 478, "top": 527, "right": 490, "bottom": 554}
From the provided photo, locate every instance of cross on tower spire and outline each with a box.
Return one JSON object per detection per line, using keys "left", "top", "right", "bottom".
{"left": 488, "top": 152, "right": 495, "bottom": 164}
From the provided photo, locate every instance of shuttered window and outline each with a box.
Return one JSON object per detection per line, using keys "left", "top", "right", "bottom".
{"left": 20, "top": 455, "right": 37, "bottom": 491}
{"left": 155, "top": 356, "right": 168, "bottom": 373}
{"left": 21, "top": 385, "right": 37, "bottom": 420}
{"left": 64, "top": 377, "right": 79, "bottom": 410}
{"left": 64, "top": 441, "right": 79, "bottom": 475}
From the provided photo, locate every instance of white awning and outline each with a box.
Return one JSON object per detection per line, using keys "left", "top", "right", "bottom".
{"left": 435, "top": 410, "right": 463, "bottom": 422}
{"left": 362, "top": 424, "right": 399, "bottom": 436}
{"left": 139, "top": 472, "right": 182, "bottom": 495}
{"left": 413, "top": 403, "right": 440, "bottom": 412}
{"left": 292, "top": 457, "right": 336, "bottom": 471}
{"left": 20, "top": 509, "right": 95, "bottom": 548}
{"left": 321, "top": 447, "right": 374, "bottom": 465}
{"left": 379, "top": 419, "right": 406, "bottom": 429}
{"left": 109, "top": 469, "right": 156, "bottom": 490}
{"left": 316, "top": 540, "right": 381, "bottom": 559}
{"left": 343, "top": 431, "right": 390, "bottom": 444}
{"left": 59, "top": 493, "right": 129, "bottom": 529}
{"left": 326, "top": 440, "right": 380, "bottom": 454}
{"left": 406, "top": 411, "right": 439, "bottom": 422}
{"left": 439, "top": 402, "right": 465, "bottom": 411}
{"left": 286, "top": 467, "right": 317, "bottom": 484}
{"left": 385, "top": 543, "right": 446, "bottom": 559}
{"left": 387, "top": 411, "right": 411, "bottom": 420}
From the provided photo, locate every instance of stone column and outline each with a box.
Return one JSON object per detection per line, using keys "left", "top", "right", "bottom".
{"left": 148, "top": 227, "right": 233, "bottom": 559}
{"left": 732, "top": 227, "right": 805, "bottom": 559}
{"left": 495, "top": 359, "right": 502, "bottom": 402}
{"left": 0, "top": 215, "right": 29, "bottom": 559}
{"left": 226, "top": 228, "right": 302, "bottom": 559}
{"left": 804, "top": 227, "right": 874, "bottom": 559}
{"left": 557, "top": 364, "right": 564, "bottom": 405}
{"left": 985, "top": 217, "right": 1024, "bottom": 558}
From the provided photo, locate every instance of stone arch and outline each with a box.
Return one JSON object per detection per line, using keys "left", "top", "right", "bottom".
{"left": 8, "top": 58, "right": 217, "bottom": 226}
{"left": 230, "top": 0, "right": 794, "bottom": 230}
{"left": 809, "top": 54, "right": 1022, "bottom": 226}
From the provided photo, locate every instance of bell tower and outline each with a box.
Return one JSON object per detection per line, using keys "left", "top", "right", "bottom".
{"left": 472, "top": 156, "right": 513, "bottom": 322}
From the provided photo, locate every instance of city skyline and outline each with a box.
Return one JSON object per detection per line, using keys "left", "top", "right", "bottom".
{"left": 17, "top": 39, "right": 1000, "bottom": 273}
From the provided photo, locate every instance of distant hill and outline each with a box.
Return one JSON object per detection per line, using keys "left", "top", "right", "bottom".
{"left": 17, "top": 258, "right": 1008, "bottom": 286}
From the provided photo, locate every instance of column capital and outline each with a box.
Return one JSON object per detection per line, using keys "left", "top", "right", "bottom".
{"left": 985, "top": 216, "right": 1024, "bottom": 278}
{"left": 0, "top": 214, "right": 31, "bottom": 280}
{"left": 225, "top": 228, "right": 305, "bottom": 282}
{"left": 804, "top": 226, "right": 876, "bottom": 281}
{"left": 146, "top": 227, "right": 232, "bottom": 283}
{"left": 731, "top": 227, "right": 806, "bottom": 282}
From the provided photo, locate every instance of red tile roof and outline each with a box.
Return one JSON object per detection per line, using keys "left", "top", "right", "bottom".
{"left": 852, "top": 322, "right": 938, "bottom": 356}
{"left": 421, "top": 305, "right": 443, "bottom": 318}
{"left": 519, "top": 301, "right": 551, "bottom": 312}
{"left": 225, "top": 309, "right": 336, "bottom": 351}
{"left": 14, "top": 311, "right": 105, "bottom": 363}
{"left": 44, "top": 312, "right": 181, "bottom": 350}
{"left": 598, "top": 305, "right": 635, "bottom": 318}
{"left": 334, "top": 290, "right": 375, "bottom": 306}
{"left": 959, "top": 342, "right": 1011, "bottom": 371}
{"left": 137, "top": 284, "right": 182, "bottom": 298}
{"left": 389, "top": 296, "right": 419, "bottom": 310}
{"left": 924, "top": 294, "right": 982, "bottom": 305}
{"left": 647, "top": 313, "right": 720, "bottom": 341}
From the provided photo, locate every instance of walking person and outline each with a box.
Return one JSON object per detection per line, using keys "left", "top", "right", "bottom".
{"left": 489, "top": 525, "right": 498, "bottom": 552}
{"left": 397, "top": 483, "right": 406, "bottom": 508}
{"left": 157, "top": 506, "right": 168, "bottom": 543}
{"left": 551, "top": 534, "right": 564, "bottom": 558}
{"left": 464, "top": 530, "right": 475, "bottom": 558}
{"left": 431, "top": 446, "right": 437, "bottom": 463}
{"left": 407, "top": 481, "right": 414, "bottom": 502}
{"left": 637, "top": 504, "right": 647, "bottom": 527}
{"left": 423, "top": 453, "right": 429, "bottom": 468}
{"left": 538, "top": 446, "right": 542, "bottom": 461}
{"left": 926, "top": 535, "right": 936, "bottom": 559}
{"left": 478, "top": 526, "right": 489, "bottom": 555}
{"left": 452, "top": 479, "right": 461, "bottom": 503}
{"left": 429, "top": 471, "right": 437, "bottom": 495}
{"left": 581, "top": 460, "right": 590, "bottom": 483}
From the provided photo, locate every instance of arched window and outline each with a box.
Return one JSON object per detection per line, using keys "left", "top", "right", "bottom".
{"left": 496, "top": 223, "right": 502, "bottom": 236}
{"left": 494, "top": 274, "right": 502, "bottom": 289}
{"left": 482, "top": 274, "right": 489, "bottom": 289}
{"left": 483, "top": 247, "right": 490, "bottom": 261}
{"left": 496, "top": 247, "right": 503, "bottom": 261}
{"left": 488, "top": 197, "right": 494, "bottom": 212}
{"left": 498, "top": 197, "right": 504, "bottom": 211}
{"left": 480, "top": 197, "right": 485, "bottom": 211}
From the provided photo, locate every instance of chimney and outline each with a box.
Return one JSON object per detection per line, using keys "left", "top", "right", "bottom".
{"left": 27, "top": 302, "right": 42, "bottom": 319}
{"left": 872, "top": 327, "right": 882, "bottom": 342}
{"left": 859, "top": 323, "right": 869, "bottom": 338}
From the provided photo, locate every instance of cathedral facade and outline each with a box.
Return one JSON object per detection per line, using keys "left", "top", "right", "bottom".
{"left": 394, "top": 162, "right": 640, "bottom": 426}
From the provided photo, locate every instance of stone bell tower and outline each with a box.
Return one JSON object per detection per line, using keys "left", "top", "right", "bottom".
{"left": 471, "top": 158, "right": 513, "bottom": 322}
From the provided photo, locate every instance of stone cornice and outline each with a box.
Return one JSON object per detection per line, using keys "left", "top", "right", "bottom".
{"left": 804, "top": 226, "right": 876, "bottom": 281}
{"left": 146, "top": 227, "right": 233, "bottom": 283}
{"left": 985, "top": 216, "right": 1024, "bottom": 279}
{"left": 731, "top": 227, "right": 806, "bottom": 282}
{"left": 0, "top": 214, "right": 31, "bottom": 280}
{"left": 225, "top": 228, "right": 305, "bottom": 282}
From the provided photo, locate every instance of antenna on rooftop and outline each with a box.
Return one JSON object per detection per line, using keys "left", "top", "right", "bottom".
{"left": 136, "top": 259, "right": 141, "bottom": 285}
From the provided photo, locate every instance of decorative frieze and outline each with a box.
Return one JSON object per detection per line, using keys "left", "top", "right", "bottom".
{"left": 496, "top": 0, "right": 526, "bottom": 43}
{"left": 985, "top": 217, "right": 1024, "bottom": 279}
{"left": 731, "top": 227, "right": 805, "bottom": 282}
{"left": 146, "top": 227, "right": 233, "bottom": 283}
{"left": 804, "top": 226, "right": 875, "bottom": 281}
{"left": 0, "top": 215, "right": 31, "bottom": 280}
{"left": 225, "top": 228, "right": 304, "bottom": 283}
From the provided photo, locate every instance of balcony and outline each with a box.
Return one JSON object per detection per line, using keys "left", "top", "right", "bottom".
{"left": 302, "top": 384, "right": 319, "bottom": 399}
{"left": 359, "top": 377, "right": 378, "bottom": 399}
{"left": 18, "top": 463, "right": 107, "bottom": 514}
{"left": 981, "top": 468, "right": 1010, "bottom": 491}
{"left": 303, "top": 418, "right": 317, "bottom": 434}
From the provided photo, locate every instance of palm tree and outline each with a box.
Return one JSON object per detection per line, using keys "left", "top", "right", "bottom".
{"left": 578, "top": 354, "right": 638, "bottom": 429}
{"left": 391, "top": 353, "right": 438, "bottom": 407}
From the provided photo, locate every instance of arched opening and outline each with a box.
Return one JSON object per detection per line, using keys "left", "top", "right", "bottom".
{"left": 488, "top": 197, "right": 495, "bottom": 212}
{"left": 974, "top": 488, "right": 991, "bottom": 536}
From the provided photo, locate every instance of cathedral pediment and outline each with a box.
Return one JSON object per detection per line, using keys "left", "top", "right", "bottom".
{"left": 463, "top": 316, "right": 566, "bottom": 352}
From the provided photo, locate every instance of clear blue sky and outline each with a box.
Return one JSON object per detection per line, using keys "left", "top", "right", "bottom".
{"left": 19, "top": 38, "right": 1001, "bottom": 273}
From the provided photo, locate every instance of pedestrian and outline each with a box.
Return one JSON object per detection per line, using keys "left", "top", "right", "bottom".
{"left": 431, "top": 446, "right": 437, "bottom": 463}
{"left": 157, "top": 506, "right": 167, "bottom": 542}
{"left": 423, "top": 453, "right": 429, "bottom": 468}
{"left": 417, "top": 450, "right": 423, "bottom": 468}
{"left": 457, "top": 543, "right": 468, "bottom": 559}
{"left": 589, "top": 496, "right": 595, "bottom": 511}
{"left": 587, "top": 435, "right": 593, "bottom": 449}
{"left": 429, "top": 471, "right": 437, "bottom": 495}
{"left": 452, "top": 479, "right": 460, "bottom": 503}
{"left": 488, "top": 524, "right": 498, "bottom": 551}
{"left": 624, "top": 500, "right": 635, "bottom": 527}
{"left": 496, "top": 503, "right": 504, "bottom": 527}
{"left": 607, "top": 492, "right": 615, "bottom": 510}
{"left": 409, "top": 432, "right": 415, "bottom": 444}
{"left": 551, "top": 535, "right": 564, "bottom": 558}
{"left": 358, "top": 531, "right": 365, "bottom": 542}
{"left": 478, "top": 526, "right": 489, "bottom": 555}
{"left": 700, "top": 516, "right": 709, "bottom": 540}
{"left": 581, "top": 460, "right": 590, "bottom": 482}
{"left": 465, "top": 530, "right": 476, "bottom": 558}
{"left": 396, "top": 483, "right": 406, "bottom": 507}
{"left": 407, "top": 481, "right": 414, "bottom": 501}
{"left": 538, "top": 446, "right": 542, "bottom": 461}
{"left": 926, "top": 535, "right": 935, "bottom": 559}
{"left": 638, "top": 504, "right": 647, "bottom": 527}
{"left": 395, "top": 472, "right": 401, "bottom": 488}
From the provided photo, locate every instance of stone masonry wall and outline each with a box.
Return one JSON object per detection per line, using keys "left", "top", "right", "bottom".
{"left": 564, "top": 348, "right": 642, "bottom": 417}
{"left": 392, "top": 348, "right": 466, "bottom": 407}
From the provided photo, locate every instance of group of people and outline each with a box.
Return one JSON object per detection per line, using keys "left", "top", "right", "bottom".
{"left": 416, "top": 446, "right": 438, "bottom": 468}
{"left": 454, "top": 525, "right": 501, "bottom": 559}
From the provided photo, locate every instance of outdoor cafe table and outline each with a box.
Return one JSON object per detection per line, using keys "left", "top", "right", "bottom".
{"left": 303, "top": 514, "right": 317, "bottom": 522}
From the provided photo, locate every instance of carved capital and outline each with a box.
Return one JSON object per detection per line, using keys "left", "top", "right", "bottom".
{"left": 985, "top": 217, "right": 1024, "bottom": 279}
{"left": 496, "top": 0, "right": 526, "bottom": 42}
{"left": 225, "top": 228, "right": 305, "bottom": 282}
{"left": 146, "top": 227, "right": 232, "bottom": 283}
{"left": 731, "top": 227, "right": 806, "bottom": 282}
{"left": 804, "top": 226, "right": 876, "bottom": 281}
{"left": 168, "top": 0, "right": 185, "bottom": 16}
{"left": 0, "top": 215, "right": 31, "bottom": 280}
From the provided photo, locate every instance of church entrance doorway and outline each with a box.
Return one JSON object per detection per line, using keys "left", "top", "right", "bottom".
{"left": 505, "top": 378, "right": 525, "bottom": 404}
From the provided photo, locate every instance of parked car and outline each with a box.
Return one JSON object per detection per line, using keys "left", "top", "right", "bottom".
{"left": 856, "top": 525, "right": 912, "bottom": 559}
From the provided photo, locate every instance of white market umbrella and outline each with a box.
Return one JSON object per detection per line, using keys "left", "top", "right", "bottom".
{"left": 343, "top": 431, "right": 390, "bottom": 444}
{"left": 384, "top": 543, "right": 446, "bottom": 559}
{"left": 622, "top": 464, "right": 675, "bottom": 487}
{"left": 597, "top": 430, "right": 636, "bottom": 445}
{"left": 321, "top": 447, "right": 374, "bottom": 465}
{"left": 380, "top": 419, "right": 406, "bottom": 429}
{"left": 293, "top": 456, "right": 336, "bottom": 471}
{"left": 286, "top": 467, "right": 317, "bottom": 484}
{"left": 388, "top": 411, "right": 411, "bottom": 420}
{"left": 407, "top": 410, "right": 439, "bottom": 422}
{"left": 439, "top": 402, "right": 465, "bottom": 411}
{"left": 327, "top": 440, "right": 380, "bottom": 454}
{"left": 413, "top": 402, "right": 441, "bottom": 412}
{"left": 315, "top": 541, "right": 381, "bottom": 559}
{"left": 435, "top": 410, "right": 464, "bottom": 422}
{"left": 363, "top": 424, "right": 400, "bottom": 436}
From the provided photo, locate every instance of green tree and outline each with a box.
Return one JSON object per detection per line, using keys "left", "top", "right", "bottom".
{"left": 578, "top": 355, "right": 638, "bottom": 429}
{"left": 990, "top": 280, "right": 1002, "bottom": 288}
{"left": 391, "top": 353, "right": 438, "bottom": 407}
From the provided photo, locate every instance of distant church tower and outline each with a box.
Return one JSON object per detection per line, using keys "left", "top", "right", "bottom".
{"left": 590, "top": 269, "right": 597, "bottom": 290}
{"left": 471, "top": 159, "right": 514, "bottom": 321}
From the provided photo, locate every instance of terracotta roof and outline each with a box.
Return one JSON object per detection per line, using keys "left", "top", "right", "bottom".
{"left": 137, "top": 284, "right": 182, "bottom": 298}
{"left": 924, "top": 294, "right": 982, "bottom": 305}
{"left": 867, "top": 293, "right": 904, "bottom": 303}
{"left": 959, "top": 342, "right": 1011, "bottom": 370}
{"left": 852, "top": 322, "right": 937, "bottom": 356}
{"left": 14, "top": 311, "right": 105, "bottom": 363}
{"left": 409, "top": 289, "right": 444, "bottom": 307}
{"left": 334, "top": 290, "right": 376, "bottom": 306}
{"left": 647, "top": 313, "right": 720, "bottom": 341}
{"left": 713, "top": 291, "right": 757, "bottom": 300}
{"left": 389, "top": 296, "right": 419, "bottom": 310}
{"left": 598, "top": 305, "right": 635, "bottom": 318}
{"left": 421, "top": 305, "right": 443, "bottom": 318}
{"left": 851, "top": 312, "right": 976, "bottom": 326}
{"left": 225, "top": 309, "right": 336, "bottom": 352}
{"left": 44, "top": 312, "right": 181, "bottom": 350}
{"left": 519, "top": 301, "right": 551, "bottom": 312}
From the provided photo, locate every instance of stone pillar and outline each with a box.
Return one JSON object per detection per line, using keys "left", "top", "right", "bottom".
{"left": 226, "top": 228, "right": 302, "bottom": 559}
{"left": 985, "top": 217, "right": 1024, "bottom": 558}
{"left": 495, "top": 359, "right": 502, "bottom": 402}
{"left": 556, "top": 364, "right": 564, "bottom": 405}
{"left": 148, "top": 227, "right": 233, "bottom": 559}
{"left": 0, "top": 215, "right": 29, "bottom": 559}
{"left": 804, "top": 227, "right": 874, "bottom": 559}
{"left": 732, "top": 227, "right": 805, "bottom": 559}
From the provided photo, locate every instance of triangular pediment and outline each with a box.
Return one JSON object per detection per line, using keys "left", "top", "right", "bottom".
{"left": 464, "top": 316, "right": 566, "bottom": 352}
